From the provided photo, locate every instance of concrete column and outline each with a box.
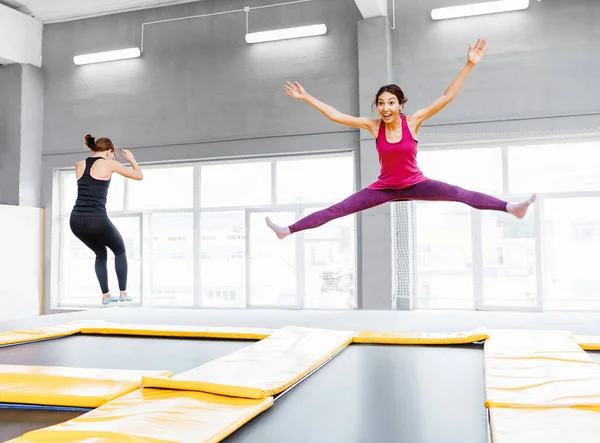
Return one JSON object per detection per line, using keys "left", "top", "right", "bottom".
{"left": 0, "top": 64, "right": 23, "bottom": 206}
{"left": 0, "top": 64, "right": 44, "bottom": 207}
{"left": 19, "top": 65, "right": 44, "bottom": 207}
{"left": 357, "top": 16, "right": 395, "bottom": 310}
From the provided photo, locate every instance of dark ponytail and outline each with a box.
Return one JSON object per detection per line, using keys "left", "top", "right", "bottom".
{"left": 84, "top": 133, "right": 115, "bottom": 153}
{"left": 84, "top": 134, "right": 96, "bottom": 151}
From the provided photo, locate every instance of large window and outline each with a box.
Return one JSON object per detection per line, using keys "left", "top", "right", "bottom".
{"left": 53, "top": 153, "right": 356, "bottom": 309}
{"left": 394, "top": 139, "right": 600, "bottom": 311}
{"left": 414, "top": 202, "right": 474, "bottom": 310}
{"left": 542, "top": 197, "right": 600, "bottom": 311}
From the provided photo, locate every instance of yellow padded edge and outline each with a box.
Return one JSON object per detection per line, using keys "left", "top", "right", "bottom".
{"left": 8, "top": 388, "right": 273, "bottom": 443}
{"left": 143, "top": 326, "right": 356, "bottom": 399}
{"left": 0, "top": 323, "right": 81, "bottom": 347}
{"left": 484, "top": 330, "right": 600, "bottom": 408}
{"left": 489, "top": 406, "right": 600, "bottom": 443}
{"left": 353, "top": 328, "right": 488, "bottom": 344}
{"left": 79, "top": 321, "right": 273, "bottom": 340}
{"left": 576, "top": 335, "right": 600, "bottom": 351}
{"left": 0, "top": 364, "right": 171, "bottom": 408}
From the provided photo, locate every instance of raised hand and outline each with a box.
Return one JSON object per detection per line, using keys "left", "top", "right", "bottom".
{"left": 284, "top": 81, "right": 309, "bottom": 101}
{"left": 120, "top": 148, "right": 135, "bottom": 163}
{"left": 468, "top": 38, "right": 488, "bottom": 65}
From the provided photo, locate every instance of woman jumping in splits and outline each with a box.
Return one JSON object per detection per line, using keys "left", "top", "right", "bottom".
{"left": 266, "top": 38, "right": 535, "bottom": 239}
{"left": 70, "top": 134, "right": 143, "bottom": 305}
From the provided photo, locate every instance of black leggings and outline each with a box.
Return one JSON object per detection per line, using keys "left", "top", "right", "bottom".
{"left": 70, "top": 214, "right": 127, "bottom": 294}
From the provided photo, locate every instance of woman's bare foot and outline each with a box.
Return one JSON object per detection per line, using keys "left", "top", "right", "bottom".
{"left": 506, "top": 194, "right": 537, "bottom": 219}
{"left": 266, "top": 217, "right": 291, "bottom": 239}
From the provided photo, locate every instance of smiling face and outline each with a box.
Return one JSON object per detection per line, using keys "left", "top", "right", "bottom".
{"left": 373, "top": 84, "right": 408, "bottom": 124}
{"left": 377, "top": 91, "right": 402, "bottom": 123}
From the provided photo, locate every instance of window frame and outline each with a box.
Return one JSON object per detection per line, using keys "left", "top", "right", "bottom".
{"left": 52, "top": 151, "right": 357, "bottom": 310}
{"left": 394, "top": 132, "right": 600, "bottom": 312}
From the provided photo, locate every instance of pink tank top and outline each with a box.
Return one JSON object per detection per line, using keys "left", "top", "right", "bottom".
{"left": 368, "top": 115, "right": 427, "bottom": 190}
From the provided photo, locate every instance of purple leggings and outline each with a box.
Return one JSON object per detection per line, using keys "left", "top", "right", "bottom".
{"left": 288, "top": 179, "right": 507, "bottom": 234}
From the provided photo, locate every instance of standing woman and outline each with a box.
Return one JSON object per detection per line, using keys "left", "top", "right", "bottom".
{"left": 266, "top": 38, "right": 536, "bottom": 239}
{"left": 70, "top": 134, "right": 143, "bottom": 305}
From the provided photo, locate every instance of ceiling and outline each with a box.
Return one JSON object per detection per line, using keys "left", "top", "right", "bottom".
{"left": 1, "top": 0, "right": 208, "bottom": 23}
{"left": 2, "top": 0, "right": 369, "bottom": 24}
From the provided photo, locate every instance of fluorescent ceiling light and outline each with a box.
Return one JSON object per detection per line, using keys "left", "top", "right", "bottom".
{"left": 245, "top": 24, "right": 327, "bottom": 44}
{"left": 431, "top": 0, "right": 529, "bottom": 20}
{"left": 73, "top": 47, "right": 141, "bottom": 65}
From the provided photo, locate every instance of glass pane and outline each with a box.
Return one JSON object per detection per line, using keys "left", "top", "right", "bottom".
{"left": 248, "top": 212, "right": 297, "bottom": 306}
{"left": 481, "top": 210, "right": 537, "bottom": 308}
{"left": 128, "top": 167, "right": 193, "bottom": 210}
{"left": 111, "top": 217, "right": 142, "bottom": 300}
{"left": 302, "top": 207, "right": 356, "bottom": 309}
{"left": 200, "top": 211, "right": 246, "bottom": 307}
{"left": 509, "top": 142, "right": 600, "bottom": 194}
{"left": 60, "top": 216, "right": 141, "bottom": 305}
{"left": 60, "top": 171, "right": 124, "bottom": 213}
{"left": 107, "top": 174, "right": 126, "bottom": 212}
{"left": 201, "top": 162, "right": 271, "bottom": 208}
{"left": 276, "top": 156, "right": 354, "bottom": 204}
{"left": 149, "top": 213, "right": 194, "bottom": 307}
{"left": 543, "top": 197, "right": 600, "bottom": 310}
{"left": 60, "top": 171, "right": 78, "bottom": 215}
{"left": 418, "top": 148, "right": 503, "bottom": 195}
{"left": 60, "top": 218, "right": 98, "bottom": 304}
{"left": 415, "top": 202, "right": 474, "bottom": 309}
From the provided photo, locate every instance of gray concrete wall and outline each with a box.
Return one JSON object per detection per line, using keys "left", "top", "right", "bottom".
{"left": 0, "top": 64, "right": 22, "bottom": 206}
{"left": 41, "top": 0, "right": 362, "bottom": 155}
{"left": 19, "top": 64, "right": 44, "bottom": 207}
{"left": 391, "top": 0, "right": 600, "bottom": 138}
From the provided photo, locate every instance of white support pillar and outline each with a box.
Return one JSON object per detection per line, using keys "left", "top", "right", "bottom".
{"left": 354, "top": 0, "right": 388, "bottom": 18}
{"left": 0, "top": 3, "right": 42, "bottom": 67}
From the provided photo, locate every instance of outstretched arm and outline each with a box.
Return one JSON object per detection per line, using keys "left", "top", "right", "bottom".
{"left": 409, "top": 38, "right": 488, "bottom": 132}
{"left": 284, "top": 81, "right": 379, "bottom": 137}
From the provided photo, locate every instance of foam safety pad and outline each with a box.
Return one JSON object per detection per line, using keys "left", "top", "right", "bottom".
{"left": 353, "top": 328, "right": 488, "bottom": 344}
{"left": 576, "top": 335, "right": 600, "bottom": 351}
{"left": 0, "top": 364, "right": 171, "bottom": 408}
{"left": 0, "top": 323, "right": 81, "bottom": 347}
{"left": 143, "top": 326, "right": 355, "bottom": 399}
{"left": 484, "top": 330, "right": 600, "bottom": 408}
{"left": 489, "top": 406, "right": 600, "bottom": 443}
{"left": 7, "top": 388, "right": 273, "bottom": 443}
{"left": 78, "top": 321, "right": 273, "bottom": 340}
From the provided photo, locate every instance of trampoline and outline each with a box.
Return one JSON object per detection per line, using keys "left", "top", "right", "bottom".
{"left": 0, "top": 410, "right": 82, "bottom": 442}
{"left": 0, "top": 334, "right": 252, "bottom": 370}
{"left": 0, "top": 333, "right": 253, "bottom": 442}
{"left": 0, "top": 317, "right": 599, "bottom": 443}
{"left": 223, "top": 343, "right": 488, "bottom": 443}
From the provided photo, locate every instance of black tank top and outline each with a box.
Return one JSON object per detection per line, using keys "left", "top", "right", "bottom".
{"left": 72, "top": 157, "right": 111, "bottom": 216}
